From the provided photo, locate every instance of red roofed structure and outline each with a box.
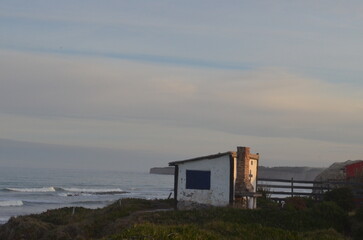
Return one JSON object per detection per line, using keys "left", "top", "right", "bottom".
{"left": 346, "top": 161, "right": 363, "bottom": 180}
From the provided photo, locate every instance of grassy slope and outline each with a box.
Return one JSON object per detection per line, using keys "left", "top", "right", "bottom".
{"left": 0, "top": 198, "right": 353, "bottom": 240}
{"left": 0, "top": 199, "right": 173, "bottom": 240}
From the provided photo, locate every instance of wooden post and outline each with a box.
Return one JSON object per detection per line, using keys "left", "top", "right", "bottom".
{"left": 291, "top": 178, "right": 294, "bottom": 197}
{"left": 174, "top": 165, "right": 179, "bottom": 209}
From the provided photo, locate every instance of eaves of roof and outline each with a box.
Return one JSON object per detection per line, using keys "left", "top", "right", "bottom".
{"left": 169, "top": 151, "right": 235, "bottom": 166}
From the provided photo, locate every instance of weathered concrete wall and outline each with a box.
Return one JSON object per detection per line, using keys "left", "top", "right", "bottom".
{"left": 177, "top": 155, "right": 230, "bottom": 206}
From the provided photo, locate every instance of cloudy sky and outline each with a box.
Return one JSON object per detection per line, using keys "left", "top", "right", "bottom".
{"left": 1, "top": 1, "right": 363, "bottom": 171}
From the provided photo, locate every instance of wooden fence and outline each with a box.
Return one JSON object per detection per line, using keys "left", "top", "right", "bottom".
{"left": 257, "top": 178, "right": 363, "bottom": 201}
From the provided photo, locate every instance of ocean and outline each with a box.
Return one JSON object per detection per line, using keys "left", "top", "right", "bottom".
{"left": 0, "top": 167, "right": 174, "bottom": 225}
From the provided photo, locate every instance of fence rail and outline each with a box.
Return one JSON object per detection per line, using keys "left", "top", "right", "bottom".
{"left": 257, "top": 177, "right": 363, "bottom": 200}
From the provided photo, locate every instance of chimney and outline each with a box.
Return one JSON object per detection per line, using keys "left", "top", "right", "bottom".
{"left": 235, "top": 146, "right": 254, "bottom": 194}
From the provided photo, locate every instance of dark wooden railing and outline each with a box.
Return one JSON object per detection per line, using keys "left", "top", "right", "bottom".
{"left": 257, "top": 178, "right": 363, "bottom": 201}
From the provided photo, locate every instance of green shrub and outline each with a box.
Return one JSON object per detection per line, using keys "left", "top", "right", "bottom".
{"left": 257, "top": 197, "right": 280, "bottom": 209}
{"left": 324, "top": 187, "right": 355, "bottom": 212}
{"left": 144, "top": 204, "right": 350, "bottom": 233}
{"left": 108, "top": 223, "right": 218, "bottom": 240}
{"left": 0, "top": 198, "right": 352, "bottom": 240}
{"left": 355, "top": 206, "right": 363, "bottom": 221}
{"left": 107, "top": 222, "right": 348, "bottom": 240}
{"left": 284, "top": 197, "right": 308, "bottom": 210}
{"left": 31, "top": 207, "right": 92, "bottom": 225}
{"left": 204, "top": 221, "right": 299, "bottom": 240}
{"left": 257, "top": 186, "right": 271, "bottom": 199}
{"left": 352, "top": 222, "right": 363, "bottom": 240}
{"left": 0, "top": 217, "right": 53, "bottom": 240}
{"left": 311, "top": 201, "right": 350, "bottom": 233}
{"left": 108, "top": 222, "right": 299, "bottom": 240}
{"left": 298, "top": 229, "right": 347, "bottom": 240}
{"left": 351, "top": 207, "right": 363, "bottom": 240}
{"left": 257, "top": 187, "right": 280, "bottom": 209}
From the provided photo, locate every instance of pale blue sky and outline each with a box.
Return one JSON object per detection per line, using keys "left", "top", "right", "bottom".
{"left": 1, "top": 1, "right": 363, "bottom": 171}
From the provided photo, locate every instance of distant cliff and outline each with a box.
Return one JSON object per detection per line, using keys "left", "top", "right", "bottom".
{"left": 258, "top": 166, "right": 325, "bottom": 181}
{"left": 150, "top": 167, "right": 175, "bottom": 175}
{"left": 150, "top": 166, "right": 324, "bottom": 181}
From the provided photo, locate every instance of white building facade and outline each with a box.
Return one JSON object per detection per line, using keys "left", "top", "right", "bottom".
{"left": 169, "top": 146, "right": 260, "bottom": 209}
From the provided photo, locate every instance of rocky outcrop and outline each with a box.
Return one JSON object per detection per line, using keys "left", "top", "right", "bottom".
{"left": 259, "top": 166, "right": 325, "bottom": 181}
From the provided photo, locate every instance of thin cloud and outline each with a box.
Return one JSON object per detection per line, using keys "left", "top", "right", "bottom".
{"left": 1, "top": 50, "right": 362, "bottom": 147}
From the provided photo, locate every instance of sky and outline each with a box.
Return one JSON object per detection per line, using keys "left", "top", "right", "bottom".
{"left": 1, "top": 1, "right": 363, "bottom": 171}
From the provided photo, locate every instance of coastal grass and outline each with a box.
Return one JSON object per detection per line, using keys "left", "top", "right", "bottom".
{"left": 0, "top": 198, "right": 174, "bottom": 240}
{"left": 139, "top": 201, "right": 350, "bottom": 233}
{"left": 108, "top": 222, "right": 346, "bottom": 240}
{"left": 0, "top": 197, "right": 358, "bottom": 240}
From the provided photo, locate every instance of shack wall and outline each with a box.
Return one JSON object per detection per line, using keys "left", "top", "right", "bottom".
{"left": 250, "top": 158, "right": 258, "bottom": 191}
{"left": 346, "top": 162, "right": 363, "bottom": 179}
{"left": 177, "top": 155, "right": 231, "bottom": 206}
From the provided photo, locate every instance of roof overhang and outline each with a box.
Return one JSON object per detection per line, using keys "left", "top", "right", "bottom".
{"left": 169, "top": 151, "right": 235, "bottom": 166}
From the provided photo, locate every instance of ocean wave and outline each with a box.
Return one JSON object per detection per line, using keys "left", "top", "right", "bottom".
{"left": 0, "top": 200, "right": 24, "bottom": 207}
{"left": 22, "top": 200, "right": 60, "bottom": 205}
{"left": 69, "top": 200, "right": 112, "bottom": 205}
{"left": 57, "top": 192, "right": 92, "bottom": 197}
{"left": 5, "top": 187, "right": 56, "bottom": 193}
{"left": 60, "top": 187, "right": 126, "bottom": 195}
{"left": 0, "top": 217, "right": 10, "bottom": 225}
{"left": 3, "top": 186, "right": 127, "bottom": 195}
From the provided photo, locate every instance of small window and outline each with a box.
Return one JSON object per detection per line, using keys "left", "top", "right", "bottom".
{"left": 186, "top": 170, "right": 211, "bottom": 190}
{"left": 251, "top": 161, "right": 253, "bottom": 165}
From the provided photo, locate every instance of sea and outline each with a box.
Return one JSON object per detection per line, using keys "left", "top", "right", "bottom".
{"left": 0, "top": 167, "right": 174, "bottom": 225}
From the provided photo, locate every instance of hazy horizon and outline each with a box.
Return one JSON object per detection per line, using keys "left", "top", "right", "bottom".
{"left": 1, "top": 1, "right": 363, "bottom": 171}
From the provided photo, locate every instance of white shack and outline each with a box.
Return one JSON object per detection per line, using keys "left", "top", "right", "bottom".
{"left": 169, "top": 146, "right": 260, "bottom": 209}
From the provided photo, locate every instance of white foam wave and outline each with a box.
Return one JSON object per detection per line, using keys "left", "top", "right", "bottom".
{"left": 0, "top": 217, "right": 9, "bottom": 221}
{"left": 0, "top": 217, "right": 10, "bottom": 224}
{"left": 61, "top": 187, "right": 125, "bottom": 194}
{"left": 6, "top": 187, "right": 56, "bottom": 192}
{"left": 0, "top": 200, "right": 24, "bottom": 207}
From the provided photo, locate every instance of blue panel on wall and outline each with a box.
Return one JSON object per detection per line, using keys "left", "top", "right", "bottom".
{"left": 186, "top": 170, "right": 211, "bottom": 190}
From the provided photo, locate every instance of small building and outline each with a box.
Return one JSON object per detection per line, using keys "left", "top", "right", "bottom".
{"left": 313, "top": 160, "right": 363, "bottom": 203}
{"left": 314, "top": 160, "right": 363, "bottom": 184}
{"left": 169, "top": 146, "right": 260, "bottom": 209}
{"left": 346, "top": 161, "right": 363, "bottom": 181}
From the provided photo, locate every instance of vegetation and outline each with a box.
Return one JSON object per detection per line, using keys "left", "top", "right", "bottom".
{"left": 324, "top": 187, "right": 355, "bottom": 212}
{"left": 109, "top": 222, "right": 346, "bottom": 240}
{"left": 0, "top": 187, "right": 362, "bottom": 240}
{"left": 0, "top": 199, "right": 173, "bottom": 240}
